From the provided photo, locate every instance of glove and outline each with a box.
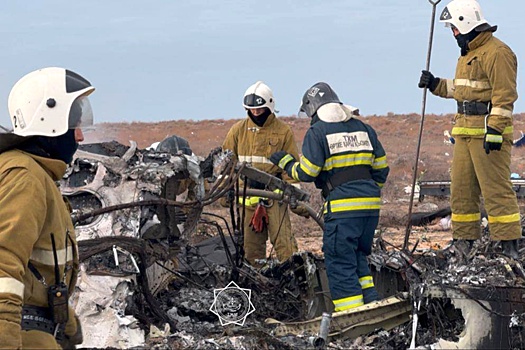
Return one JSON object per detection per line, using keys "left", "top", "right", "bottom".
{"left": 484, "top": 127, "right": 503, "bottom": 154}
{"left": 270, "top": 151, "right": 296, "bottom": 173}
{"left": 418, "top": 70, "right": 440, "bottom": 92}
{"left": 249, "top": 203, "right": 269, "bottom": 233}
{"left": 290, "top": 204, "right": 310, "bottom": 219}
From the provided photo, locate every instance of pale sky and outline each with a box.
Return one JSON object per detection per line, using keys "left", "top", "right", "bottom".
{"left": 0, "top": 1, "right": 523, "bottom": 128}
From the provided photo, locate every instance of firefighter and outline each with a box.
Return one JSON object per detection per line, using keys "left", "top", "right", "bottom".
{"left": 418, "top": 0, "right": 521, "bottom": 258}
{"left": 222, "top": 81, "right": 304, "bottom": 266}
{"left": 270, "top": 82, "right": 389, "bottom": 311}
{"left": 0, "top": 67, "right": 94, "bottom": 348}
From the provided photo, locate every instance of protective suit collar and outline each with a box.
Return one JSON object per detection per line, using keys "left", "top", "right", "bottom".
{"left": 317, "top": 103, "right": 359, "bottom": 123}
{"left": 0, "top": 132, "right": 30, "bottom": 153}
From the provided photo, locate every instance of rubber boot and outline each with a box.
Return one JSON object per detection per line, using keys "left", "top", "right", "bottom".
{"left": 362, "top": 287, "right": 380, "bottom": 304}
{"left": 452, "top": 239, "right": 475, "bottom": 257}
{"left": 501, "top": 239, "right": 519, "bottom": 259}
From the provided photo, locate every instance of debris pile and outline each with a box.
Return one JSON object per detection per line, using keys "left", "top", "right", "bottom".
{"left": 62, "top": 140, "right": 525, "bottom": 349}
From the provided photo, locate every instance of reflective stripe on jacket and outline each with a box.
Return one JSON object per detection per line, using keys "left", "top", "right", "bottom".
{"left": 433, "top": 32, "right": 518, "bottom": 138}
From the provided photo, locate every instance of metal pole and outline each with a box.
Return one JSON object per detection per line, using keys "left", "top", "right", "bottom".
{"left": 403, "top": 0, "right": 442, "bottom": 251}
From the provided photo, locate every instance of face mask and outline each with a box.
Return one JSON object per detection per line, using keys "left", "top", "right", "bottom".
{"left": 455, "top": 30, "right": 481, "bottom": 56}
{"left": 35, "top": 129, "right": 78, "bottom": 164}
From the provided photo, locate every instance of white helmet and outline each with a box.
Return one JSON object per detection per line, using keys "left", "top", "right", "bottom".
{"left": 439, "top": 0, "right": 489, "bottom": 35}
{"left": 8, "top": 67, "right": 95, "bottom": 137}
{"left": 242, "top": 81, "right": 276, "bottom": 114}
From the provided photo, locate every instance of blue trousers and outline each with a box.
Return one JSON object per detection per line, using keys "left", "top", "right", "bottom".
{"left": 323, "top": 216, "right": 379, "bottom": 307}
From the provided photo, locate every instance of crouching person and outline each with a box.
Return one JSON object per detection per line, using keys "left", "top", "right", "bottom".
{"left": 270, "top": 82, "right": 389, "bottom": 311}
{"left": 0, "top": 67, "right": 94, "bottom": 348}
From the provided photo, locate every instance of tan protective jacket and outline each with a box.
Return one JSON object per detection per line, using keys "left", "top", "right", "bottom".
{"left": 433, "top": 31, "right": 518, "bottom": 138}
{"left": 0, "top": 150, "right": 79, "bottom": 348}
{"left": 222, "top": 113, "right": 300, "bottom": 182}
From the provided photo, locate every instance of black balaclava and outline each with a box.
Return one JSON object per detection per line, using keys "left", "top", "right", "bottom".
{"left": 17, "top": 129, "right": 78, "bottom": 164}
{"left": 247, "top": 107, "right": 272, "bottom": 127}
{"left": 456, "top": 29, "right": 481, "bottom": 56}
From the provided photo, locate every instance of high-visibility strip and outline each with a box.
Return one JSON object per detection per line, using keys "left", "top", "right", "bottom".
{"left": 452, "top": 212, "right": 481, "bottom": 223}
{"left": 323, "top": 153, "right": 374, "bottom": 171}
{"left": 0, "top": 277, "right": 24, "bottom": 298}
{"left": 359, "top": 276, "right": 374, "bottom": 289}
{"left": 299, "top": 156, "right": 321, "bottom": 178}
{"left": 239, "top": 196, "right": 261, "bottom": 206}
{"left": 291, "top": 163, "right": 300, "bottom": 181}
{"left": 451, "top": 126, "right": 513, "bottom": 136}
{"left": 372, "top": 155, "right": 388, "bottom": 170}
{"left": 454, "top": 78, "right": 491, "bottom": 89}
{"left": 278, "top": 154, "right": 295, "bottom": 169}
{"left": 333, "top": 294, "right": 364, "bottom": 311}
{"left": 376, "top": 182, "right": 385, "bottom": 188}
{"left": 491, "top": 107, "right": 513, "bottom": 118}
{"left": 488, "top": 212, "right": 521, "bottom": 224}
{"left": 445, "top": 79, "right": 455, "bottom": 98}
{"left": 238, "top": 155, "right": 273, "bottom": 165}
{"left": 328, "top": 197, "right": 381, "bottom": 213}
{"left": 30, "top": 246, "right": 74, "bottom": 266}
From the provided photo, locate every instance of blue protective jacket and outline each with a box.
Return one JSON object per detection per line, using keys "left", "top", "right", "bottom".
{"left": 287, "top": 104, "right": 389, "bottom": 218}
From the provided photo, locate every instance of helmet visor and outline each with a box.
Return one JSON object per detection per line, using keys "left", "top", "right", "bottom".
{"left": 68, "top": 95, "right": 93, "bottom": 129}
{"left": 243, "top": 94, "right": 266, "bottom": 108}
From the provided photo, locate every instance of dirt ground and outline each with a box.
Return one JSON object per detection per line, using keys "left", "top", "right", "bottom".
{"left": 84, "top": 113, "right": 525, "bottom": 254}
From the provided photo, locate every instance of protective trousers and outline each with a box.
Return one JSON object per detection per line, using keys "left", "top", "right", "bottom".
{"left": 243, "top": 200, "right": 298, "bottom": 265}
{"left": 323, "top": 216, "right": 379, "bottom": 311}
{"left": 451, "top": 137, "right": 521, "bottom": 241}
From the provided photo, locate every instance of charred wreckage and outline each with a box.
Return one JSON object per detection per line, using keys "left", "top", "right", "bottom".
{"left": 63, "top": 138, "right": 525, "bottom": 349}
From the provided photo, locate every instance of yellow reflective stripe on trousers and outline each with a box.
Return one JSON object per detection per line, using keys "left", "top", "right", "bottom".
{"left": 326, "top": 197, "right": 381, "bottom": 213}
{"left": 0, "top": 277, "right": 24, "bottom": 298}
{"left": 451, "top": 126, "right": 513, "bottom": 136}
{"left": 452, "top": 212, "right": 481, "bottom": 222}
{"left": 359, "top": 276, "right": 374, "bottom": 289}
{"left": 30, "top": 246, "right": 74, "bottom": 266}
{"left": 488, "top": 212, "right": 521, "bottom": 224}
{"left": 333, "top": 294, "right": 364, "bottom": 311}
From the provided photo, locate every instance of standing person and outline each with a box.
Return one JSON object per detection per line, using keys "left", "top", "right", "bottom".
{"left": 222, "top": 81, "right": 304, "bottom": 266}
{"left": 270, "top": 82, "right": 389, "bottom": 311}
{"left": 418, "top": 0, "right": 521, "bottom": 258}
{"left": 0, "top": 67, "right": 95, "bottom": 348}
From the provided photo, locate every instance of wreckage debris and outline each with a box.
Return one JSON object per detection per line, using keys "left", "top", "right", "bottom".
{"left": 62, "top": 140, "right": 525, "bottom": 349}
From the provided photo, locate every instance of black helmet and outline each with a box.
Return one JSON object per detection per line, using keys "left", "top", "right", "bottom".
{"left": 156, "top": 135, "right": 192, "bottom": 156}
{"left": 299, "top": 82, "right": 341, "bottom": 119}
